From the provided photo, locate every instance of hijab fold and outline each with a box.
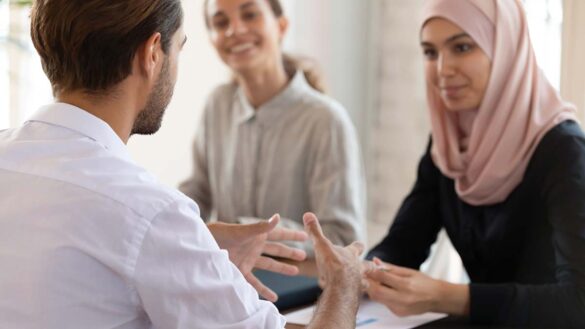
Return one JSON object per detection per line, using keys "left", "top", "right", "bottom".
{"left": 421, "top": 0, "right": 577, "bottom": 206}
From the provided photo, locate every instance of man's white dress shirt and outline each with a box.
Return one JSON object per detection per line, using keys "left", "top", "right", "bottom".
{"left": 0, "top": 103, "right": 285, "bottom": 329}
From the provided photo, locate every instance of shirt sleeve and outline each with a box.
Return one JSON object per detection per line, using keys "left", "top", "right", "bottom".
{"left": 133, "top": 199, "right": 285, "bottom": 329}
{"left": 366, "top": 140, "right": 443, "bottom": 269}
{"left": 306, "top": 107, "right": 366, "bottom": 247}
{"left": 469, "top": 132, "right": 585, "bottom": 327}
{"left": 179, "top": 107, "right": 213, "bottom": 222}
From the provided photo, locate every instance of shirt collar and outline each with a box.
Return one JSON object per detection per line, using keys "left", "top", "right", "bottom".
{"left": 235, "top": 70, "right": 310, "bottom": 125}
{"left": 27, "top": 102, "right": 133, "bottom": 161}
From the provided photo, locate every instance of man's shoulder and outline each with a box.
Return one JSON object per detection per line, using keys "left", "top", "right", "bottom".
{"left": 67, "top": 151, "right": 193, "bottom": 222}
{"left": 95, "top": 158, "right": 190, "bottom": 219}
{"left": 0, "top": 129, "right": 192, "bottom": 222}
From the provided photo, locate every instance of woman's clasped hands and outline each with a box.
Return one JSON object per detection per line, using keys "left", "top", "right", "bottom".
{"left": 362, "top": 258, "right": 470, "bottom": 317}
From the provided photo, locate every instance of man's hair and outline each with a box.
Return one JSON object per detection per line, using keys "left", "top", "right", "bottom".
{"left": 31, "top": 0, "right": 183, "bottom": 95}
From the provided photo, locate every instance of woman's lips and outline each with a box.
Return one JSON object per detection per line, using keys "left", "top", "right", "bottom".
{"left": 441, "top": 85, "right": 467, "bottom": 99}
{"left": 228, "top": 42, "right": 255, "bottom": 54}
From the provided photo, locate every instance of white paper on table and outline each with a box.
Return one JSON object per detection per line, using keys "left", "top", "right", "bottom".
{"left": 285, "top": 298, "right": 447, "bottom": 328}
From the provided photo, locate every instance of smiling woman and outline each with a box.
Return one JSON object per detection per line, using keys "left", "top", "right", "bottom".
{"left": 365, "top": 0, "right": 573, "bottom": 288}
{"left": 365, "top": 0, "right": 585, "bottom": 327}
{"left": 179, "top": 0, "right": 366, "bottom": 254}
{"left": 421, "top": 19, "right": 491, "bottom": 114}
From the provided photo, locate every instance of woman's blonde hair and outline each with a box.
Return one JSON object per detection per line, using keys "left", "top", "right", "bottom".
{"left": 283, "top": 53, "right": 327, "bottom": 94}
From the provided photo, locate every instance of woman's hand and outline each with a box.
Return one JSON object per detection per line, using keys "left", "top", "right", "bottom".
{"left": 208, "top": 214, "right": 308, "bottom": 302}
{"left": 365, "top": 257, "right": 469, "bottom": 316}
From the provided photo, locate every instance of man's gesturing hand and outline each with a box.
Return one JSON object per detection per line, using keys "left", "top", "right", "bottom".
{"left": 208, "top": 214, "right": 308, "bottom": 302}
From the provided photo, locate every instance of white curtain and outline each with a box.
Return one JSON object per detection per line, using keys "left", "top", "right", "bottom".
{"left": 1, "top": 3, "right": 52, "bottom": 130}
{"left": 561, "top": 0, "right": 585, "bottom": 118}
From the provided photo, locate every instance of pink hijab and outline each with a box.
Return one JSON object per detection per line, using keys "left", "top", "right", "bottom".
{"left": 421, "top": 0, "right": 578, "bottom": 205}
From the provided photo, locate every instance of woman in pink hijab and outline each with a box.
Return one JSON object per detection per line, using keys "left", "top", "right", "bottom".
{"left": 365, "top": 0, "right": 585, "bottom": 327}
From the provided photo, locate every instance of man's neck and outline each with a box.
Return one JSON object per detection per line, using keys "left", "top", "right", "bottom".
{"left": 57, "top": 90, "right": 138, "bottom": 144}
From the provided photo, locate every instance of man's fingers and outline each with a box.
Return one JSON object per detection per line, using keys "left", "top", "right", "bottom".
{"left": 245, "top": 272, "right": 278, "bottom": 302}
{"left": 361, "top": 277, "right": 370, "bottom": 292}
{"left": 255, "top": 256, "right": 300, "bottom": 276}
{"left": 240, "top": 214, "right": 280, "bottom": 235}
{"left": 303, "top": 212, "right": 327, "bottom": 246}
{"left": 241, "top": 215, "right": 309, "bottom": 243}
{"left": 361, "top": 260, "right": 377, "bottom": 274}
{"left": 258, "top": 213, "right": 280, "bottom": 232}
{"left": 263, "top": 242, "right": 307, "bottom": 261}
{"left": 267, "top": 226, "right": 308, "bottom": 242}
{"left": 346, "top": 241, "right": 365, "bottom": 257}
{"left": 318, "top": 275, "right": 327, "bottom": 289}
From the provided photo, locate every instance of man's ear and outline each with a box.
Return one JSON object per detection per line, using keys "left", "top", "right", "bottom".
{"left": 137, "top": 32, "right": 163, "bottom": 79}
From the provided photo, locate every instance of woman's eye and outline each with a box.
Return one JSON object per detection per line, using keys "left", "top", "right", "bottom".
{"left": 423, "top": 48, "right": 438, "bottom": 60}
{"left": 454, "top": 43, "right": 472, "bottom": 53}
{"left": 242, "top": 11, "right": 259, "bottom": 20}
{"left": 212, "top": 18, "right": 229, "bottom": 30}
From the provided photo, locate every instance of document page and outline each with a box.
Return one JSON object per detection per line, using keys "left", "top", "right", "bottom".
{"left": 285, "top": 298, "right": 447, "bottom": 328}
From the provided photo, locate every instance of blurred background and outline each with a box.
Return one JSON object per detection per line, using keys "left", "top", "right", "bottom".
{"left": 2, "top": 0, "right": 584, "bottom": 281}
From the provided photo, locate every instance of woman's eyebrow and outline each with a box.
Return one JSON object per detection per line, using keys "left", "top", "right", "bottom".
{"left": 444, "top": 33, "right": 472, "bottom": 45}
{"left": 421, "top": 32, "right": 471, "bottom": 47}
{"left": 240, "top": 2, "right": 257, "bottom": 10}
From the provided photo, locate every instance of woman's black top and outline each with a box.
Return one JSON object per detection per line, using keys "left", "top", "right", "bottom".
{"left": 368, "top": 120, "right": 585, "bottom": 327}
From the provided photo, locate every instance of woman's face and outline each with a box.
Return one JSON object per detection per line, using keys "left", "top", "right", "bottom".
{"left": 421, "top": 18, "right": 491, "bottom": 112}
{"left": 206, "top": 0, "right": 287, "bottom": 73}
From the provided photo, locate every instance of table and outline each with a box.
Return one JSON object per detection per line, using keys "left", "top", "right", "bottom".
{"left": 285, "top": 306, "right": 529, "bottom": 329}
{"left": 281, "top": 260, "right": 544, "bottom": 329}
{"left": 286, "top": 318, "right": 521, "bottom": 329}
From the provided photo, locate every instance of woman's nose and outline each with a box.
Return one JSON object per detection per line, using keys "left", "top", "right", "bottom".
{"left": 225, "top": 17, "right": 248, "bottom": 37}
{"left": 437, "top": 53, "right": 456, "bottom": 77}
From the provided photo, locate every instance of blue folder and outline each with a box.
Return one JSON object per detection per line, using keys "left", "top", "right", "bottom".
{"left": 253, "top": 269, "right": 322, "bottom": 311}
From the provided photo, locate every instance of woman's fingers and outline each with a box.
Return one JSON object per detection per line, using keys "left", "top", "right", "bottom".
{"left": 372, "top": 257, "right": 416, "bottom": 277}
{"left": 366, "top": 268, "right": 409, "bottom": 290}
{"left": 366, "top": 278, "right": 401, "bottom": 304}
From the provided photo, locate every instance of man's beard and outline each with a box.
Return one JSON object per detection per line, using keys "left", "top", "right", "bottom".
{"left": 131, "top": 58, "right": 174, "bottom": 135}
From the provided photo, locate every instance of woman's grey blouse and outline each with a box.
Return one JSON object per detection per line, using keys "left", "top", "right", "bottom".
{"left": 179, "top": 71, "right": 366, "bottom": 250}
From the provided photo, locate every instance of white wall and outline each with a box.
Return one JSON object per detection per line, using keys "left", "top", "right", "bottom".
{"left": 561, "top": 0, "right": 585, "bottom": 118}
{"left": 282, "top": 0, "right": 371, "bottom": 146}
{"left": 127, "top": 0, "right": 228, "bottom": 189}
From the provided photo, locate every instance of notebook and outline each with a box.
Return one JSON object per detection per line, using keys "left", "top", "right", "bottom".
{"left": 253, "top": 269, "right": 322, "bottom": 311}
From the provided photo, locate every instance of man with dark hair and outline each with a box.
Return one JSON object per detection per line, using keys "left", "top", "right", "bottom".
{"left": 0, "top": 1, "right": 364, "bottom": 328}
